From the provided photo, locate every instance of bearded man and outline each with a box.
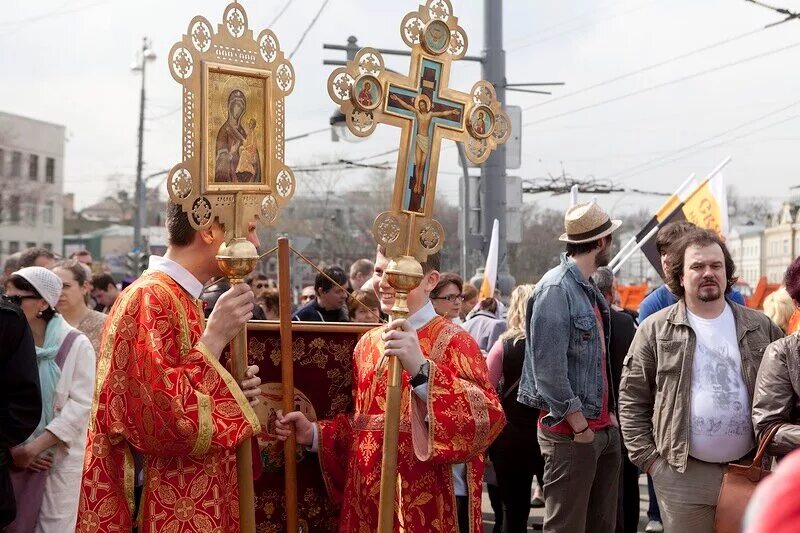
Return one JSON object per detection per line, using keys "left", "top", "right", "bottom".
{"left": 517, "top": 201, "right": 624, "bottom": 533}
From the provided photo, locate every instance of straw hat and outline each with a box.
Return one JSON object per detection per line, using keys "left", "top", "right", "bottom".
{"left": 559, "top": 202, "right": 622, "bottom": 244}
{"left": 13, "top": 266, "right": 63, "bottom": 308}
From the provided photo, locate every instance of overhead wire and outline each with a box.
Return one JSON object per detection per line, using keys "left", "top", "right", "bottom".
{"left": 288, "top": 0, "right": 330, "bottom": 59}
{"left": 521, "top": 39, "right": 800, "bottom": 130}
{"left": 600, "top": 98, "right": 800, "bottom": 182}
{"left": 611, "top": 112, "right": 800, "bottom": 183}
{"left": 523, "top": 26, "right": 767, "bottom": 112}
{"left": 267, "top": 0, "right": 294, "bottom": 28}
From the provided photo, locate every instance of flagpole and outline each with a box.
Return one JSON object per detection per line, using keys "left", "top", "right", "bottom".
{"left": 607, "top": 172, "right": 697, "bottom": 269}
{"left": 609, "top": 155, "right": 732, "bottom": 274}
{"left": 612, "top": 226, "right": 659, "bottom": 275}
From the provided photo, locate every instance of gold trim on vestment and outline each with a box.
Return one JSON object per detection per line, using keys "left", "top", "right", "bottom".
{"left": 191, "top": 392, "right": 213, "bottom": 456}
{"left": 124, "top": 444, "right": 135, "bottom": 517}
{"left": 198, "top": 340, "right": 262, "bottom": 436}
{"left": 90, "top": 283, "right": 140, "bottom": 430}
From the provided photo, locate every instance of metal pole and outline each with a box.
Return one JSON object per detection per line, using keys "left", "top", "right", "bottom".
{"left": 481, "top": 0, "right": 514, "bottom": 293}
{"left": 134, "top": 37, "right": 147, "bottom": 252}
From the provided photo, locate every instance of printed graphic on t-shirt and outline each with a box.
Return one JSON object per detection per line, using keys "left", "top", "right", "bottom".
{"left": 690, "top": 342, "right": 751, "bottom": 438}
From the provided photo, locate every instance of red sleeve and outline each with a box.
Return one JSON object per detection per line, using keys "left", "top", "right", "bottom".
{"left": 95, "top": 281, "right": 260, "bottom": 457}
{"left": 411, "top": 327, "right": 506, "bottom": 464}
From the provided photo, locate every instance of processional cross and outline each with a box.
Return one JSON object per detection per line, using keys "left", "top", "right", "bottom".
{"left": 327, "top": 1, "right": 510, "bottom": 530}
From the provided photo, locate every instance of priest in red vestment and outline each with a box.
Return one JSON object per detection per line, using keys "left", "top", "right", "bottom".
{"left": 76, "top": 203, "right": 263, "bottom": 533}
{"left": 276, "top": 247, "right": 505, "bottom": 533}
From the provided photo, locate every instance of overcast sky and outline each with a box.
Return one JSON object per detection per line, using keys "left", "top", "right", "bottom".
{"left": 1, "top": 0, "right": 798, "bottom": 218}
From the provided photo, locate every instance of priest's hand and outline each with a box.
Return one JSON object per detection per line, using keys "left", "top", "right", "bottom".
{"left": 201, "top": 283, "right": 254, "bottom": 358}
{"left": 275, "top": 410, "right": 314, "bottom": 447}
{"left": 382, "top": 319, "right": 426, "bottom": 374}
{"left": 239, "top": 365, "right": 262, "bottom": 407}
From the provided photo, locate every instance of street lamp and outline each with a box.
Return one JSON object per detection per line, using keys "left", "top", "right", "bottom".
{"left": 131, "top": 37, "right": 156, "bottom": 253}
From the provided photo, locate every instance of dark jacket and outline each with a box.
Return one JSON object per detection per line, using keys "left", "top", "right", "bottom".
{"left": 609, "top": 308, "right": 637, "bottom": 396}
{"left": 200, "top": 279, "right": 265, "bottom": 320}
{"left": 0, "top": 300, "right": 42, "bottom": 527}
{"left": 292, "top": 299, "right": 349, "bottom": 322}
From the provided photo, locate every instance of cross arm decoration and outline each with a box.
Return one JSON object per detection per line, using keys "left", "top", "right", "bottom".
{"left": 326, "top": 0, "right": 511, "bottom": 264}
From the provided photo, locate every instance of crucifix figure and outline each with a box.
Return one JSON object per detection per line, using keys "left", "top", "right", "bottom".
{"left": 387, "top": 59, "right": 463, "bottom": 213}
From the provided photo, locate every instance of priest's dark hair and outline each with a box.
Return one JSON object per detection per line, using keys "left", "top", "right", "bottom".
{"left": 166, "top": 202, "right": 197, "bottom": 247}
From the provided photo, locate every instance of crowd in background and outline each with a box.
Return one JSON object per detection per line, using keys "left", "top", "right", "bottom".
{"left": 7, "top": 197, "right": 800, "bottom": 532}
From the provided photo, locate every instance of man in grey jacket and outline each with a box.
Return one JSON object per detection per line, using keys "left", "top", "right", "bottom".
{"left": 619, "top": 228, "right": 782, "bottom": 532}
{"left": 518, "top": 201, "right": 622, "bottom": 533}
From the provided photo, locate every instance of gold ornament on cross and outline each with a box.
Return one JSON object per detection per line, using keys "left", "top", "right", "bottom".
{"left": 326, "top": 0, "right": 511, "bottom": 265}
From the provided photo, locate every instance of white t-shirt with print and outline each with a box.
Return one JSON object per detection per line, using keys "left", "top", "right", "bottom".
{"left": 688, "top": 304, "right": 755, "bottom": 463}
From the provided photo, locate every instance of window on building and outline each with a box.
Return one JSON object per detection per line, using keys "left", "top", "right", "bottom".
{"left": 9, "top": 196, "right": 20, "bottom": 223}
{"left": 8, "top": 241, "right": 19, "bottom": 254}
{"left": 43, "top": 200, "right": 54, "bottom": 225}
{"left": 784, "top": 239, "right": 789, "bottom": 254}
{"left": 24, "top": 201, "right": 37, "bottom": 224}
{"left": 10, "top": 151, "right": 21, "bottom": 176}
{"left": 45, "top": 157, "right": 55, "bottom": 183}
{"left": 25, "top": 241, "right": 36, "bottom": 249}
{"left": 28, "top": 154, "right": 38, "bottom": 180}
{"left": 43, "top": 242, "right": 52, "bottom": 251}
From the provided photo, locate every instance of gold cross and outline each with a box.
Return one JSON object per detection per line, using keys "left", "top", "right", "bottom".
{"left": 85, "top": 468, "right": 111, "bottom": 502}
{"left": 326, "top": 0, "right": 510, "bottom": 263}
{"left": 164, "top": 457, "right": 198, "bottom": 490}
{"left": 202, "top": 486, "right": 225, "bottom": 519}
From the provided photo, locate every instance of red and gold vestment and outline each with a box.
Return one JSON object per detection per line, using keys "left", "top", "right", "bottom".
{"left": 77, "top": 271, "right": 260, "bottom": 533}
{"left": 318, "top": 315, "right": 505, "bottom": 532}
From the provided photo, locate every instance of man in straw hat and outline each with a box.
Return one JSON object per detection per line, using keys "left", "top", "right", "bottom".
{"left": 517, "top": 201, "right": 623, "bottom": 532}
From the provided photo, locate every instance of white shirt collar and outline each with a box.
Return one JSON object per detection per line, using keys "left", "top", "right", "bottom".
{"left": 147, "top": 255, "right": 204, "bottom": 299}
{"left": 407, "top": 300, "right": 438, "bottom": 330}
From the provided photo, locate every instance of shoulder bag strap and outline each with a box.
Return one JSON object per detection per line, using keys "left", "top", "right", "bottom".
{"left": 751, "top": 421, "right": 784, "bottom": 466}
{"left": 55, "top": 329, "right": 81, "bottom": 370}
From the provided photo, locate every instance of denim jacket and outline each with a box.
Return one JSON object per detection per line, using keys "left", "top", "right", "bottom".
{"left": 517, "top": 253, "right": 612, "bottom": 427}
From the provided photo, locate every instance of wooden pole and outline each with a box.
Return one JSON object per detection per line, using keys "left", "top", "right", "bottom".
{"left": 217, "top": 219, "right": 259, "bottom": 533}
{"left": 377, "top": 255, "right": 422, "bottom": 533}
{"left": 229, "top": 322, "right": 257, "bottom": 533}
{"left": 277, "top": 237, "right": 298, "bottom": 532}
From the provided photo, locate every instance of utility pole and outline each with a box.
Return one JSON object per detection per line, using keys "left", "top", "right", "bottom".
{"left": 480, "top": 0, "right": 514, "bottom": 294}
{"left": 132, "top": 37, "right": 156, "bottom": 252}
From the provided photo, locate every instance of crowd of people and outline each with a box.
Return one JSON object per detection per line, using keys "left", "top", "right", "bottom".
{"left": 5, "top": 198, "right": 800, "bottom": 532}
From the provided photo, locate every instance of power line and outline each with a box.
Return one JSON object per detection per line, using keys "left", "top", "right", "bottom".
{"left": 508, "top": 0, "right": 658, "bottom": 53}
{"left": 523, "top": 26, "right": 766, "bottom": 112}
{"left": 288, "top": 0, "right": 330, "bottom": 59}
{"left": 268, "top": 0, "right": 294, "bottom": 28}
{"left": 0, "top": 0, "right": 108, "bottom": 28}
{"left": 521, "top": 40, "right": 800, "bottom": 130}
{"left": 611, "top": 112, "right": 800, "bottom": 184}
{"left": 601, "top": 98, "right": 800, "bottom": 182}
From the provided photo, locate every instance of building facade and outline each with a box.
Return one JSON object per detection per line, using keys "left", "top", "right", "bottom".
{"left": 763, "top": 202, "right": 798, "bottom": 284}
{"left": 0, "top": 111, "right": 65, "bottom": 265}
{"left": 727, "top": 224, "right": 765, "bottom": 288}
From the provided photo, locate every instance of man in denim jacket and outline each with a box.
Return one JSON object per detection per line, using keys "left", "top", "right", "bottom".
{"left": 518, "top": 201, "right": 622, "bottom": 533}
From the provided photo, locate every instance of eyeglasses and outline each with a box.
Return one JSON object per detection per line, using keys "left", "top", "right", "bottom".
{"left": 431, "top": 294, "right": 465, "bottom": 303}
{"left": 1, "top": 294, "right": 42, "bottom": 306}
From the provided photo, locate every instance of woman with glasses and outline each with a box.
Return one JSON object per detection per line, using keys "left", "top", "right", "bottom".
{"left": 4, "top": 267, "right": 96, "bottom": 532}
{"left": 430, "top": 272, "right": 464, "bottom": 323}
{"left": 51, "top": 260, "right": 107, "bottom": 354}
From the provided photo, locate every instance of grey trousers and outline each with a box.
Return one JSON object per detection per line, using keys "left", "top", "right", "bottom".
{"left": 649, "top": 456, "right": 725, "bottom": 533}
{"left": 538, "top": 425, "right": 621, "bottom": 533}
